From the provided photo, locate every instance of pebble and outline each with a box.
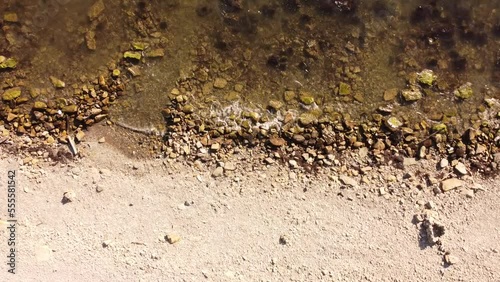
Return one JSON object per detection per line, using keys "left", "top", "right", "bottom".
{"left": 383, "top": 88, "right": 398, "bottom": 101}
{"left": 425, "top": 201, "right": 436, "bottom": 209}
{"left": 419, "top": 146, "right": 427, "bottom": 158}
{"left": 279, "top": 234, "right": 289, "bottom": 245}
{"left": 224, "top": 162, "right": 236, "bottom": 171}
{"left": 339, "top": 175, "right": 357, "bottom": 187}
{"left": 475, "top": 144, "right": 487, "bottom": 154}
{"left": 213, "top": 78, "right": 228, "bottom": 89}
{"left": 373, "top": 140, "right": 385, "bottom": 151}
{"left": 269, "top": 136, "right": 286, "bottom": 147}
{"left": 210, "top": 143, "right": 220, "bottom": 151}
{"left": 379, "top": 187, "right": 386, "bottom": 195}
{"left": 165, "top": 233, "right": 181, "bottom": 244}
{"left": 462, "top": 189, "right": 474, "bottom": 198}
{"left": 212, "top": 166, "right": 224, "bottom": 177}
{"left": 358, "top": 147, "right": 368, "bottom": 159}
{"left": 75, "top": 130, "right": 85, "bottom": 142}
{"left": 444, "top": 254, "right": 459, "bottom": 265}
{"left": 403, "top": 158, "right": 418, "bottom": 167}
{"left": 264, "top": 157, "right": 275, "bottom": 164}
{"left": 98, "top": 137, "right": 106, "bottom": 143}
{"left": 88, "top": 0, "right": 105, "bottom": 20}
{"left": 62, "top": 191, "right": 76, "bottom": 203}
{"left": 454, "top": 162, "right": 467, "bottom": 175}
{"left": 441, "top": 178, "right": 464, "bottom": 192}
{"left": 439, "top": 158, "right": 449, "bottom": 168}
{"left": 289, "top": 159, "right": 298, "bottom": 169}
{"left": 102, "top": 240, "right": 113, "bottom": 248}
{"left": 401, "top": 88, "right": 423, "bottom": 101}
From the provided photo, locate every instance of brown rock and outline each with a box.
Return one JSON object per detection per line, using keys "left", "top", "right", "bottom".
{"left": 441, "top": 178, "right": 464, "bottom": 192}
{"left": 33, "top": 101, "right": 48, "bottom": 110}
{"left": 88, "top": 0, "right": 105, "bottom": 21}
{"left": 269, "top": 135, "right": 286, "bottom": 147}
{"left": 62, "top": 104, "right": 78, "bottom": 113}
{"left": 383, "top": 88, "right": 398, "bottom": 101}
{"left": 2, "top": 87, "right": 21, "bottom": 101}
{"left": 213, "top": 78, "right": 228, "bottom": 89}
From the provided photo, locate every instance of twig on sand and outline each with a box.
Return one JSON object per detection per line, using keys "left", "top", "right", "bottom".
{"left": 67, "top": 135, "right": 78, "bottom": 156}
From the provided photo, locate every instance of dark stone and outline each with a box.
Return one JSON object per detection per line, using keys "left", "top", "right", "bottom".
{"left": 196, "top": 5, "right": 212, "bottom": 17}
{"left": 372, "top": 0, "right": 393, "bottom": 18}
{"left": 282, "top": 0, "right": 300, "bottom": 13}
{"left": 219, "top": 0, "right": 243, "bottom": 14}
{"left": 493, "top": 23, "right": 500, "bottom": 38}
{"left": 410, "top": 5, "right": 435, "bottom": 24}
{"left": 260, "top": 5, "right": 276, "bottom": 18}
{"left": 316, "top": 0, "right": 357, "bottom": 14}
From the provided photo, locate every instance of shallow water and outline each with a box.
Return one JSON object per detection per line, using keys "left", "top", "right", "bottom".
{"left": 1, "top": 0, "right": 499, "bottom": 135}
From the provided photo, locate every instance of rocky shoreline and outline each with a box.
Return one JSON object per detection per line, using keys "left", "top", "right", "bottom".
{"left": 1, "top": 0, "right": 499, "bottom": 176}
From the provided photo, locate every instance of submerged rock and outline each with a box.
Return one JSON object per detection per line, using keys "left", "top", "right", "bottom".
{"left": 417, "top": 69, "right": 436, "bottom": 86}
{"left": 299, "top": 92, "right": 315, "bottom": 105}
{"left": 383, "top": 88, "right": 398, "bottom": 101}
{"left": 123, "top": 51, "right": 142, "bottom": 60}
{"left": 454, "top": 82, "right": 473, "bottom": 99}
{"left": 2, "top": 87, "right": 21, "bottom": 101}
{"left": 401, "top": 87, "right": 422, "bottom": 102}
{"left": 338, "top": 82, "right": 352, "bottom": 96}
{"left": 88, "top": 0, "right": 105, "bottom": 21}
{"left": 298, "top": 112, "right": 316, "bottom": 126}
{"left": 385, "top": 116, "right": 403, "bottom": 130}
{"left": 3, "top": 12, "right": 19, "bottom": 23}
{"left": 146, "top": 49, "right": 165, "bottom": 58}
{"left": 50, "top": 76, "right": 66, "bottom": 88}
{"left": 0, "top": 57, "right": 17, "bottom": 69}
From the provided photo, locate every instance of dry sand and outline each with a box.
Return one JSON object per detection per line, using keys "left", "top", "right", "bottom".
{"left": 0, "top": 125, "right": 499, "bottom": 282}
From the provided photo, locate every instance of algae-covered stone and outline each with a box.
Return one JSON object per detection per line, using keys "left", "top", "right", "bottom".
{"left": 2, "top": 87, "right": 21, "bottom": 101}
{"left": 417, "top": 69, "right": 436, "bottom": 86}
{"left": 181, "top": 104, "right": 194, "bottom": 114}
{"left": 268, "top": 100, "right": 284, "bottom": 110}
{"left": 284, "top": 90, "right": 296, "bottom": 102}
{"left": 3, "top": 12, "right": 19, "bottom": 23}
{"left": 50, "top": 76, "right": 65, "bottom": 88}
{"left": 454, "top": 82, "right": 473, "bottom": 99}
{"left": 88, "top": 0, "right": 105, "bottom": 21}
{"left": 432, "top": 123, "right": 447, "bottom": 133}
{"left": 33, "top": 101, "right": 47, "bottom": 110}
{"left": 298, "top": 112, "right": 316, "bottom": 126}
{"left": 484, "top": 98, "right": 496, "bottom": 108}
{"left": 0, "top": 57, "right": 17, "bottom": 69}
{"left": 401, "top": 87, "right": 422, "bottom": 102}
{"left": 16, "top": 97, "right": 29, "bottom": 104}
{"left": 62, "top": 104, "right": 78, "bottom": 113}
{"left": 123, "top": 51, "right": 142, "bottom": 60}
{"left": 85, "top": 30, "right": 96, "bottom": 50}
{"left": 213, "top": 78, "right": 228, "bottom": 89}
{"left": 338, "top": 82, "right": 352, "bottom": 95}
{"left": 132, "top": 42, "right": 148, "bottom": 51}
{"left": 385, "top": 116, "right": 403, "bottom": 131}
{"left": 224, "top": 91, "right": 240, "bottom": 101}
{"left": 299, "top": 92, "right": 315, "bottom": 105}
{"left": 243, "top": 111, "right": 260, "bottom": 122}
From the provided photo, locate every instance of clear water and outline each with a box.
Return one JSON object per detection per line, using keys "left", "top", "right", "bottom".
{"left": 1, "top": 0, "right": 499, "bottom": 134}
